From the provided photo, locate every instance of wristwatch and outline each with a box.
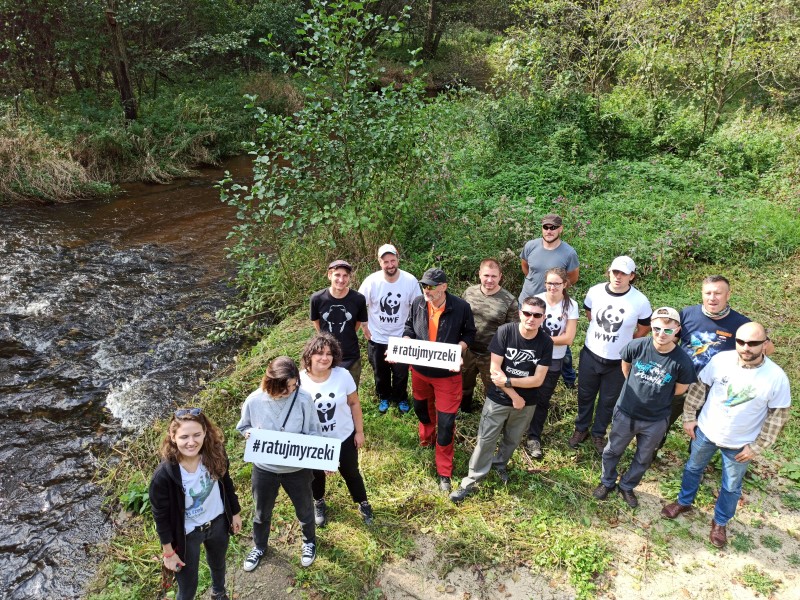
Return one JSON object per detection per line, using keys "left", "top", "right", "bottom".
{"left": 504, "top": 377, "right": 512, "bottom": 388}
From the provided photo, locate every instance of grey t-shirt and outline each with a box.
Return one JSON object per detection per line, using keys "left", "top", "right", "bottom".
{"left": 519, "top": 238, "right": 579, "bottom": 301}
{"left": 616, "top": 338, "right": 697, "bottom": 421}
{"left": 237, "top": 387, "right": 321, "bottom": 473}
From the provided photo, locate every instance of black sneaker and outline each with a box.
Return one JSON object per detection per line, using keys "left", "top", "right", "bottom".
{"left": 359, "top": 501, "right": 374, "bottom": 525}
{"left": 526, "top": 438, "right": 543, "bottom": 460}
{"left": 243, "top": 547, "right": 264, "bottom": 572}
{"left": 300, "top": 542, "right": 316, "bottom": 567}
{"left": 449, "top": 485, "right": 476, "bottom": 504}
{"left": 211, "top": 593, "right": 230, "bottom": 600}
{"left": 439, "top": 476, "right": 451, "bottom": 492}
{"left": 592, "top": 483, "right": 615, "bottom": 500}
{"left": 314, "top": 498, "right": 328, "bottom": 527}
{"left": 619, "top": 487, "right": 639, "bottom": 508}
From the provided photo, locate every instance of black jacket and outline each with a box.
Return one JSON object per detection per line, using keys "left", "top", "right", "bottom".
{"left": 149, "top": 457, "right": 241, "bottom": 561}
{"left": 404, "top": 291, "right": 476, "bottom": 378}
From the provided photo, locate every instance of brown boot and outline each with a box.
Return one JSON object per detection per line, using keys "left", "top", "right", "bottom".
{"left": 568, "top": 429, "right": 589, "bottom": 449}
{"left": 709, "top": 521, "right": 727, "bottom": 548}
{"left": 661, "top": 502, "right": 693, "bottom": 519}
{"left": 592, "top": 436, "right": 607, "bottom": 456}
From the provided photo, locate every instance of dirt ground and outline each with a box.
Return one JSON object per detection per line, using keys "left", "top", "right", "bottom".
{"left": 210, "top": 471, "right": 800, "bottom": 600}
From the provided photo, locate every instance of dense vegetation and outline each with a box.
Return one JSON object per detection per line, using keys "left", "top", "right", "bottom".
{"left": 13, "top": 0, "right": 795, "bottom": 597}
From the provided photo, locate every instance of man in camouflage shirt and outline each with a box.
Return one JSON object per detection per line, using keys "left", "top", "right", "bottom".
{"left": 461, "top": 259, "right": 519, "bottom": 412}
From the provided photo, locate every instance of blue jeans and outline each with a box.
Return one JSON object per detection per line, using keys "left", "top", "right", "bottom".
{"left": 677, "top": 426, "right": 751, "bottom": 526}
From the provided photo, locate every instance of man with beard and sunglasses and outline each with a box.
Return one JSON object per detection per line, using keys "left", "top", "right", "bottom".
{"left": 661, "top": 322, "right": 790, "bottom": 549}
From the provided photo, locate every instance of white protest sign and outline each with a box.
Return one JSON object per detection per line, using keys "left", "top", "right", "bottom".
{"left": 386, "top": 336, "right": 461, "bottom": 371}
{"left": 244, "top": 429, "right": 341, "bottom": 471}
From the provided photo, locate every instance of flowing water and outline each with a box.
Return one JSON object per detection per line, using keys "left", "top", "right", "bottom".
{"left": 0, "top": 157, "right": 252, "bottom": 599}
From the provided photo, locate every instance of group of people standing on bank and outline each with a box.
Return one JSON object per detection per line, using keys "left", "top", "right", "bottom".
{"left": 148, "top": 214, "right": 792, "bottom": 599}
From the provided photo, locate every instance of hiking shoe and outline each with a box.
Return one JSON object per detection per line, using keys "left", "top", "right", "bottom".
{"left": 359, "top": 501, "right": 374, "bottom": 525}
{"left": 526, "top": 438, "right": 543, "bottom": 460}
{"left": 568, "top": 429, "right": 589, "bottom": 449}
{"left": 710, "top": 521, "right": 727, "bottom": 548}
{"left": 592, "top": 436, "right": 607, "bottom": 456}
{"left": 243, "top": 547, "right": 264, "bottom": 572}
{"left": 378, "top": 399, "right": 390, "bottom": 414}
{"left": 619, "top": 487, "right": 639, "bottom": 508}
{"left": 211, "top": 593, "right": 229, "bottom": 600}
{"left": 398, "top": 400, "right": 410, "bottom": 414}
{"left": 661, "top": 502, "right": 693, "bottom": 519}
{"left": 449, "top": 485, "right": 476, "bottom": 504}
{"left": 592, "top": 483, "right": 615, "bottom": 500}
{"left": 494, "top": 465, "right": 509, "bottom": 484}
{"left": 439, "top": 476, "right": 452, "bottom": 492}
{"left": 300, "top": 542, "right": 316, "bottom": 567}
{"left": 314, "top": 499, "right": 328, "bottom": 527}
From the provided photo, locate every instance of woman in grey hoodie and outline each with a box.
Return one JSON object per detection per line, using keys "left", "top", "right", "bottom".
{"left": 237, "top": 356, "right": 321, "bottom": 571}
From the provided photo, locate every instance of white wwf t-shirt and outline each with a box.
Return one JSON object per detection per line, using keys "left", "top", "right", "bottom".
{"left": 536, "top": 293, "right": 579, "bottom": 360}
{"left": 358, "top": 270, "right": 421, "bottom": 343}
{"left": 583, "top": 283, "right": 652, "bottom": 360}
{"left": 180, "top": 459, "right": 223, "bottom": 533}
{"left": 697, "top": 351, "right": 791, "bottom": 448}
{"left": 300, "top": 367, "right": 357, "bottom": 441}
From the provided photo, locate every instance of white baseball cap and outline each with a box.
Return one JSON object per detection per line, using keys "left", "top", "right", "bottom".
{"left": 609, "top": 255, "right": 636, "bottom": 274}
{"left": 377, "top": 243, "right": 398, "bottom": 258}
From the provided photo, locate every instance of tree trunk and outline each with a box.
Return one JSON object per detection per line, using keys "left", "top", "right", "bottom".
{"left": 422, "top": 0, "right": 441, "bottom": 59}
{"left": 104, "top": 1, "right": 138, "bottom": 120}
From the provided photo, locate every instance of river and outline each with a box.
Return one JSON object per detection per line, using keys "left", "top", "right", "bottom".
{"left": 0, "top": 156, "right": 252, "bottom": 599}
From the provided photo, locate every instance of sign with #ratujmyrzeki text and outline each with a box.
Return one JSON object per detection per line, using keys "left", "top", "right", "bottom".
{"left": 386, "top": 336, "right": 462, "bottom": 371}
{"left": 244, "top": 429, "right": 341, "bottom": 471}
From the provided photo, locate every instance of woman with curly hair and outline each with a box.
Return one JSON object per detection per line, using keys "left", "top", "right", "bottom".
{"left": 149, "top": 409, "right": 242, "bottom": 600}
{"left": 299, "top": 333, "right": 373, "bottom": 527}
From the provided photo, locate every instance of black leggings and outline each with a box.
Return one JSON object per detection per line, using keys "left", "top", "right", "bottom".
{"left": 311, "top": 430, "right": 368, "bottom": 504}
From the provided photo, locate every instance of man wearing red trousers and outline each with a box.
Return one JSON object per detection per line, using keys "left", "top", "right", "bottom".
{"left": 403, "top": 268, "right": 476, "bottom": 491}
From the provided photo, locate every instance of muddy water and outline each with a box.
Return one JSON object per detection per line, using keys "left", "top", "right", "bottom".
{"left": 0, "top": 156, "right": 252, "bottom": 599}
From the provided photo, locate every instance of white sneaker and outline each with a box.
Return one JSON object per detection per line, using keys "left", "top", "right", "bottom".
{"left": 300, "top": 542, "right": 316, "bottom": 567}
{"left": 243, "top": 547, "right": 264, "bottom": 572}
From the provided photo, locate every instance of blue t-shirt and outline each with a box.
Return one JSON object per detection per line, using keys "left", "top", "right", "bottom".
{"left": 616, "top": 338, "right": 697, "bottom": 421}
{"left": 678, "top": 305, "right": 750, "bottom": 373}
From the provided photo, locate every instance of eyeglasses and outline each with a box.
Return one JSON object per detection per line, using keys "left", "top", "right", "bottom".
{"left": 542, "top": 224, "right": 560, "bottom": 231}
{"left": 175, "top": 407, "right": 202, "bottom": 418}
{"left": 652, "top": 326, "right": 676, "bottom": 335}
{"left": 735, "top": 338, "right": 766, "bottom": 348}
{"left": 521, "top": 310, "right": 544, "bottom": 319}
{"left": 421, "top": 284, "right": 439, "bottom": 290}
{"left": 545, "top": 281, "right": 564, "bottom": 287}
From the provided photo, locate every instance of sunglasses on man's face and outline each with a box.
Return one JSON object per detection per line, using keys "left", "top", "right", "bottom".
{"left": 175, "top": 407, "right": 202, "bottom": 418}
{"left": 735, "top": 338, "right": 766, "bottom": 348}
{"left": 521, "top": 310, "right": 544, "bottom": 319}
{"left": 542, "top": 225, "right": 560, "bottom": 231}
{"left": 421, "top": 284, "right": 439, "bottom": 291}
{"left": 651, "top": 326, "right": 676, "bottom": 335}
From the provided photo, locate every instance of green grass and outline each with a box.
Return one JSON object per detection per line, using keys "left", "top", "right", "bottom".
{"left": 738, "top": 565, "right": 780, "bottom": 596}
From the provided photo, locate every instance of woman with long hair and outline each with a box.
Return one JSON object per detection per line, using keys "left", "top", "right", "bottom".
{"left": 149, "top": 409, "right": 242, "bottom": 600}
{"left": 299, "top": 333, "right": 373, "bottom": 527}
{"left": 526, "top": 267, "right": 579, "bottom": 459}
{"left": 237, "top": 356, "right": 320, "bottom": 572}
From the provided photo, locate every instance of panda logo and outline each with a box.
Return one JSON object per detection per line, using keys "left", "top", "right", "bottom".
{"left": 314, "top": 392, "right": 336, "bottom": 423}
{"left": 379, "top": 292, "right": 402, "bottom": 315}
{"left": 544, "top": 312, "right": 563, "bottom": 337}
{"left": 322, "top": 304, "right": 352, "bottom": 333}
{"left": 596, "top": 305, "right": 625, "bottom": 333}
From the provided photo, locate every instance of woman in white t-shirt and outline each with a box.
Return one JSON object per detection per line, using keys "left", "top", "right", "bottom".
{"left": 149, "top": 409, "right": 242, "bottom": 600}
{"left": 526, "top": 267, "right": 579, "bottom": 459}
{"left": 300, "top": 333, "right": 373, "bottom": 527}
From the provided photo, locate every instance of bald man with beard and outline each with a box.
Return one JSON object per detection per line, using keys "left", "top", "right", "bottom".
{"left": 660, "top": 322, "right": 791, "bottom": 549}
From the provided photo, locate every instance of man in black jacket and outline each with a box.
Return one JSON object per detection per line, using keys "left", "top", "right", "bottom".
{"left": 403, "top": 268, "right": 476, "bottom": 491}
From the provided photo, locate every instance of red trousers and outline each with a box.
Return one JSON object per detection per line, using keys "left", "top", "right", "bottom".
{"left": 411, "top": 368, "right": 462, "bottom": 477}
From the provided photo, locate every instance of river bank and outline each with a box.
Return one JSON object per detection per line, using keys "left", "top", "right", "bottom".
{"left": 0, "top": 158, "right": 255, "bottom": 599}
